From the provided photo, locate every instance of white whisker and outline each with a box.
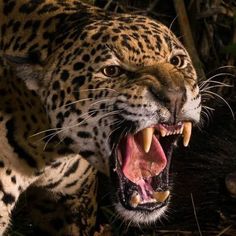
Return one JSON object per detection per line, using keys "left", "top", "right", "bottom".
{"left": 57, "top": 98, "right": 93, "bottom": 109}
{"left": 203, "top": 91, "right": 235, "bottom": 119}
{"left": 201, "top": 84, "right": 232, "bottom": 92}
{"left": 76, "top": 87, "right": 119, "bottom": 93}
{"left": 30, "top": 127, "right": 63, "bottom": 138}
{"left": 202, "top": 105, "right": 215, "bottom": 111}
{"left": 199, "top": 72, "right": 235, "bottom": 88}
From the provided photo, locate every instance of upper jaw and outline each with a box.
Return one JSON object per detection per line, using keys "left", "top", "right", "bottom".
{"left": 138, "top": 121, "right": 193, "bottom": 152}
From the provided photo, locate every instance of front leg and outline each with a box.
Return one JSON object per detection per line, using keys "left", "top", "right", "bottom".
{"left": 0, "top": 162, "right": 33, "bottom": 235}
{"left": 35, "top": 155, "right": 98, "bottom": 236}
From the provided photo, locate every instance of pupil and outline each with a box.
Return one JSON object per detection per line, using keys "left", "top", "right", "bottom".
{"left": 171, "top": 56, "right": 179, "bottom": 65}
{"left": 108, "top": 67, "right": 115, "bottom": 74}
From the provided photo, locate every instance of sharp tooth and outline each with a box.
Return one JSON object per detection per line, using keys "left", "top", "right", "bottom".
{"left": 183, "top": 122, "right": 192, "bottom": 147}
{"left": 152, "top": 190, "right": 170, "bottom": 203}
{"left": 180, "top": 125, "right": 184, "bottom": 134}
{"left": 142, "top": 127, "right": 154, "bottom": 153}
{"left": 129, "top": 191, "right": 141, "bottom": 208}
{"left": 160, "top": 128, "right": 167, "bottom": 137}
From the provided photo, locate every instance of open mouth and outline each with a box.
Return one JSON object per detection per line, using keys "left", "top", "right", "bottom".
{"left": 111, "top": 121, "right": 192, "bottom": 211}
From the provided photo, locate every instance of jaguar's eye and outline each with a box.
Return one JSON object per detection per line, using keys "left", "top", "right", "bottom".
{"left": 102, "top": 65, "right": 123, "bottom": 77}
{"left": 170, "top": 55, "right": 185, "bottom": 68}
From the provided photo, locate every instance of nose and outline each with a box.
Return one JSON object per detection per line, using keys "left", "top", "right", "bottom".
{"left": 149, "top": 85, "right": 186, "bottom": 123}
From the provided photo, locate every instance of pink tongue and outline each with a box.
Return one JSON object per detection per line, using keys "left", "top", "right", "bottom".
{"left": 122, "top": 133, "right": 167, "bottom": 184}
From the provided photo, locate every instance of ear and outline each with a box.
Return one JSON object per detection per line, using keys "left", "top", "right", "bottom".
{"left": 4, "top": 52, "right": 45, "bottom": 91}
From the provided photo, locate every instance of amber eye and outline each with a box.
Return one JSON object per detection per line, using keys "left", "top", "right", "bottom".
{"left": 102, "top": 65, "right": 123, "bottom": 77}
{"left": 170, "top": 55, "right": 185, "bottom": 67}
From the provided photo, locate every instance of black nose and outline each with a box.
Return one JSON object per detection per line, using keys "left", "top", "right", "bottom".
{"left": 149, "top": 85, "right": 186, "bottom": 123}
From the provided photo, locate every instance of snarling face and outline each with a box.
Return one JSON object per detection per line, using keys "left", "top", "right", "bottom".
{"left": 41, "top": 15, "right": 201, "bottom": 224}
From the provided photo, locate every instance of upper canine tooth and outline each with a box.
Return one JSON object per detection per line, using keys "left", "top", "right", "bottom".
{"left": 183, "top": 122, "right": 192, "bottom": 147}
{"left": 142, "top": 127, "right": 154, "bottom": 153}
{"left": 152, "top": 190, "right": 170, "bottom": 202}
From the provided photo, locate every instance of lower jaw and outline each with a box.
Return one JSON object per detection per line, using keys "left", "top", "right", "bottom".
{"left": 114, "top": 201, "right": 168, "bottom": 225}
{"left": 110, "top": 147, "right": 173, "bottom": 219}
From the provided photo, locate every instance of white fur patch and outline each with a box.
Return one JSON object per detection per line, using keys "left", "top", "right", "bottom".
{"left": 115, "top": 202, "right": 168, "bottom": 225}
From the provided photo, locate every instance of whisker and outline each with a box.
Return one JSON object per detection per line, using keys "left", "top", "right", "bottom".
{"left": 75, "top": 87, "right": 119, "bottom": 93}
{"left": 203, "top": 91, "right": 235, "bottom": 119}
{"left": 202, "top": 105, "right": 215, "bottom": 111}
{"left": 38, "top": 111, "right": 100, "bottom": 144}
{"left": 200, "top": 110, "right": 211, "bottom": 126}
{"left": 201, "top": 84, "right": 232, "bottom": 92}
{"left": 56, "top": 98, "right": 93, "bottom": 110}
{"left": 33, "top": 104, "right": 115, "bottom": 141}
{"left": 199, "top": 80, "right": 233, "bottom": 90}
{"left": 30, "top": 127, "right": 63, "bottom": 138}
{"left": 43, "top": 112, "right": 99, "bottom": 150}
{"left": 106, "top": 120, "right": 124, "bottom": 145}
{"left": 199, "top": 72, "right": 235, "bottom": 86}
{"left": 44, "top": 109, "right": 123, "bottom": 149}
{"left": 212, "top": 65, "right": 236, "bottom": 71}
{"left": 43, "top": 132, "right": 59, "bottom": 151}
{"left": 88, "top": 98, "right": 115, "bottom": 107}
{"left": 198, "top": 66, "right": 236, "bottom": 81}
{"left": 169, "top": 15, "right": 178, "bottom": 31}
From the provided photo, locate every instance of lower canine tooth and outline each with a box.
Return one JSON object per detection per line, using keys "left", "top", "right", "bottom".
{"left": 130, "top": 191, "right": 141, "bottom": 208}
{"left": 153, "top": 190, "right": 170, "bottom": 202}
{"left": 183, "top": 122, "right": 192, "bottom": 147}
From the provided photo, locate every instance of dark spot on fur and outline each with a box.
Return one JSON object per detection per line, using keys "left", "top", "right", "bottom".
{"left": 11, "top": 176, "right": 16, "bottom": 184}
{"left": 19, "top": 0, "right": 45, "bottom": 14}
{"left": 73, "top": 62, "right": 85, "bottom": 71}
{"left": 79, "top": 150, "right": 94, "bottom": 158}
{"left": 0, "top": 161, "right": 4, "bottom": 168}
{"left": 6, "top": 119, "right": 37, "bottom": 168}
{"left": 77, "top": 131, "right": 92, "bottom": 138}
{"left": 72, "top": 76, "right": 86, "bottom": 86}
{"left": 63, "top": 137, "right": 74, "bottom": 145}
{"left": 52, "top": 81, "right": 60, "bottom": 90}
{"left": 91, "top": 32, "right": 102, "bottom": 41}
{"left": 6, "top": 169, "right": 12, "bottom": 175}
{"left": 64, "top": 159, "right": 80, "bottom": 177}
{"left": 3, "top": 1, "right": 16, "bottom": 15}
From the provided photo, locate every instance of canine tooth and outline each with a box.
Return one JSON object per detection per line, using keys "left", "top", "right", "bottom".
{"left": 183, "top": 122, "right": 192, "bottom": 147}
{"left": 160, "top": 128, "right": 167, "bottom": 137}
{"left": 152, "top": 190, "right": 170, "bottom": 203}
{"left": 142, "top": 127, "right": 154, "bottom": 153}
{"left": 129, "top": 191, "right": 141, "bottom": 208}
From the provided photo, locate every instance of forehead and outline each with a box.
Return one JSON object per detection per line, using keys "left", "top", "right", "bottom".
{"left": 78, "top": 15, "right": 186, "bottom": 66}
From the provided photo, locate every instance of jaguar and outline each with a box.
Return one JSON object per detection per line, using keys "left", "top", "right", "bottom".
{"left": 0, "top": 0, "right": 201, "bottom": 235}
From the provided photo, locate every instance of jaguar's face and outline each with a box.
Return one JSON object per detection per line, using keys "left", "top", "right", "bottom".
{"left": 42, "top": 16, "right": 201, "bottom": 224}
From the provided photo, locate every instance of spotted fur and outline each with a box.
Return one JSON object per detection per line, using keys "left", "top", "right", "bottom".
{"left": 0, "top": 0, "right": 201, "bottom": 235}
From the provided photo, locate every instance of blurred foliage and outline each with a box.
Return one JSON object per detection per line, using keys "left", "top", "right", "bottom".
{"left": 225, "top": 43, "right": 236, "bottom": 57}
